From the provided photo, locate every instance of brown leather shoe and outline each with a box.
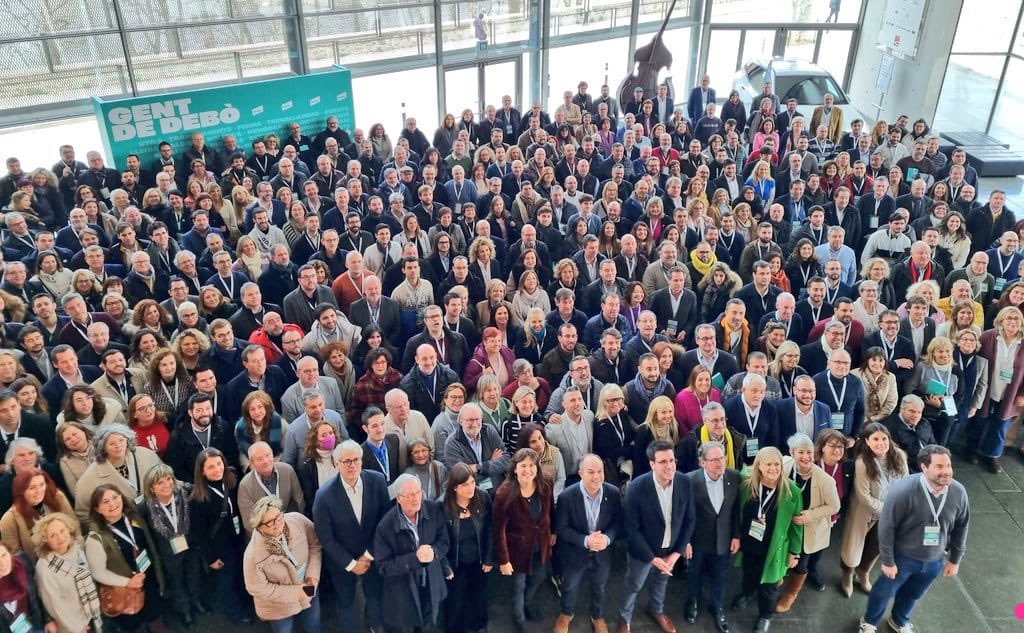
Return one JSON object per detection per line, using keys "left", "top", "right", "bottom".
{"left": 592, "top": 618, "right": 609, "bottom": 633}
{"left": 616, "top": 620, "right": 630, "bottom": 633}
{"left": 554, "top": 613, "right": 573, "bottom": 633}
{"left": 647, "top": 610, "right": 677, "bottom": 633}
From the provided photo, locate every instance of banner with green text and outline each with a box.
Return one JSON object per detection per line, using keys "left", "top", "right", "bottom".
{"left": 93, "top": 66, "right": 354, "bottom": 168}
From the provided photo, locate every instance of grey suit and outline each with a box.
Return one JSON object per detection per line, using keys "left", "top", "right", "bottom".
{"left": 280, "top": 377, "right": 346, "bottom": 423}
{"left": 443, "top": 425, "right": 509, "bottom": 493}
{"left": 685, "top": 467, "right": 741, "bottom": 610}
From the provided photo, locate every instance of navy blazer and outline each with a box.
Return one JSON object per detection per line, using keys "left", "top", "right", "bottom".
{"left": 554, "top": 482, "right": 623, "bottom": 566}
{"left": 224, "top": 364, "right": 290, "bottom": 412}
{"left": 812, "top": 371, "right": 866, "bottom": 439}
{"left": 624, "top": 471, "right": 694, "bottom": 562}
{"left": 758, "top": 311, "right": 807, "bottom": 346}
{"left": 679, "top": 349, "right": 740, "bottom": 386}
{"left": 313, "top": 470, "right": 391, "bottom": 571}
{"left": 723, "top": 395, "right": 781, "bottom": 459}
{"left": 42, "top": 365, "right": 102, "bottom": 421}
{"left": 775, "top": 397, "right": 831, "bottom": 442}
{"left": 687, "top": 87, "right": 716, "bottom": 124}
{"left": 685, "top": 468, "right": 741, "bottom": 555}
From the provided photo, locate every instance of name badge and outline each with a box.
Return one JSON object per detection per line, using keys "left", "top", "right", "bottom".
{"left": 233, "top": 516, "right": 242, "bottom": 535}
{"left": 136, "top": 549, "right": 152, "bottom": 573}
{"left": 999, "top": 368, "right": 1014, "bottom": 382}
{"left": 100, "top": 187, "right": 111, "bottom": 199}
{"left": 296, "top": 563, "right": 308, "bottom": 582}
{"left": 923, "top": 524, "right": 940, "bottom": 547}
{"left": 9, "top": 613, "right": 28, "bottom": 633}
{"left": 454, "top": 202, "right": 462, "bottom": 216}
{"left": 665, "top": 319, "right": 678, "bottom": 336}
{"left": 170, "top": 535, "right": 189, "bottom": 554}
{"left": 830, "top": 412, "right": 846, "bottom": 430}
{"left": 477, "top": 476, "right": 493, "bottom": 491}
{"left": 134, "top": 495, "right": 145, "bottom": 506}
{"left": 869, "top": 216, "right": 878, "bottom": 229}
{"left": 748, "top": 518, "right": 766, "bottom": 541}
{"left": 995, "top": 277, "right": 1007, "bottom": 292}
{"left": 980, "top": 283, "right": 988, "bottom": 293}
{"left": 299, "top": 144, "right": 309, "bottom": 151}
{"left": 942, "top": 396, "right": 958, "bottom": 417}
{"left": 711, "top": 372, "right": 725, "bottom": 390}
{"left": 746, "top": 438, "right": 759, "bottom": 457}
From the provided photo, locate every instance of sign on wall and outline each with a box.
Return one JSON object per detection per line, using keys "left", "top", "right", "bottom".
{"left": 878, "top": 0, "right": 929, "bottom": 60}
{"left": 93, "top": 66, "right": 355, "bottom": 168}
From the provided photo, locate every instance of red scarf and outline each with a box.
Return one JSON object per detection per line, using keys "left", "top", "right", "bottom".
{"left": 910, "top": 260, "right": 932, "bottom": 283}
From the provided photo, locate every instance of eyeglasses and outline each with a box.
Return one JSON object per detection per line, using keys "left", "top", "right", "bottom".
{"left": 339, "top": 458, "right": 362, "bottom": 467}
{"left": 137, "top": 403, "right": 156, "bottom": 411}
{"left": 825, "top": 442, "right": 846, "bottom": 449}
{"left": 259, "top": 513, "right": 284, "bottom": 527}
{"left": 703, "top": 456, "right": 725, "bottom": 463}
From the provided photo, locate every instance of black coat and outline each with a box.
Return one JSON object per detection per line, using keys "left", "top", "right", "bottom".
{"left": 554, "top": 482, "right": 623, "bottom": 567}
{"left": 188, "top": 483, "right": 244, "bottom": 567}
{"left": 373, "top": 500, "right": 450, "bottom": 627}
{"left": 313, "top": 470, "right": 391, "bottom": 572}
{"left": 685, "top": 468, "right": 742, "bottom": 555}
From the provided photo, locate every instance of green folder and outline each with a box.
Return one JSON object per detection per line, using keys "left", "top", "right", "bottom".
{"left": 712, "top": 372, "right": 725, "bottom": 390}
{"left": 925, "top": 378, "right": 947, "bottom": 396}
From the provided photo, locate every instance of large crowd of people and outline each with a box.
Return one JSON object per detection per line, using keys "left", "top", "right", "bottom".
{"left": 0, "top": 74, "right": 998, "bottom": 633}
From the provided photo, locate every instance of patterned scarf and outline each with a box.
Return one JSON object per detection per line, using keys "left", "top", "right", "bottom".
{"left": 261, "top": 521, "right": 292, "bottom": 560}
{"left": 47, "top": 548, "right": 102, "bottom": 622}
{"left": 629, "top": 373, "right": 669, "bottom": 409}
{"left": 146, "top": 487, "right": 191, "bottom": 539}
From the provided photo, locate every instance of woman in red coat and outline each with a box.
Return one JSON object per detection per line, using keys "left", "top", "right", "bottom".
{"left": 493, "top": 448, "right": 554, "bottom": 632}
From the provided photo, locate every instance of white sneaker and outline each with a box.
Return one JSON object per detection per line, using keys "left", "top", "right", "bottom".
{"left": 858, "top": 619, "right": 878, "bottom": 633}
{"left": 887, "top": 617, "right": 915, "bottom": 633}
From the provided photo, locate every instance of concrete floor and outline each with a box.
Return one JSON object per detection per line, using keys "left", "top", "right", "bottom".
{"left": 183, "top": 447, "right": 1024, "bottom": 633}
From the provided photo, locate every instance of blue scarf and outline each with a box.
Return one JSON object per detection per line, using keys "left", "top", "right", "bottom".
{"left": 630, "top": 373, "right": 669, "bottom": 408}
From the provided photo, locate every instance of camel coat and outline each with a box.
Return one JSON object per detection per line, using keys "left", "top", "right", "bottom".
{"left": 0, "top": 491, "right": 75, "bottom": 561}
{"left": 782, "top": 457, "right": 841, "bottom": 554}
{"left": 839, "top": 451, "right": 908, "bottom": 567}
{"left": 242, "top": 512, "right": 322, "bottom": 622}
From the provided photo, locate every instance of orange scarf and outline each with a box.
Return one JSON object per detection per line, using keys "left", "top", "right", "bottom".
{"left": 720, "top": 317, "right": 750, "bottom": 361}
{"left": 770, "top": 269, "right": 791, "bottom": 293}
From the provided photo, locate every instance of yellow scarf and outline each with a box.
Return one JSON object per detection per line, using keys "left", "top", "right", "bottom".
{"left": 700, "top": 424, "right": 735, "bottom": 469}
{"left": 689, "top": 250, "right": 717, "bottom": 277}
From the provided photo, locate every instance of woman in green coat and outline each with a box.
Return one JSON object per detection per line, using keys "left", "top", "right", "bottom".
{"left": 733, "top": 447, "right": 804, "bottom": 633}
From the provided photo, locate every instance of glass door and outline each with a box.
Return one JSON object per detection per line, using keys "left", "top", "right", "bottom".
{"left": 444, "top": 56, "right": 523, "bottom": 117}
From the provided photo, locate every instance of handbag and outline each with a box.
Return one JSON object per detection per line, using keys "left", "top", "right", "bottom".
{"left": 98, "top": 583, "right": 145, "bottom": 617}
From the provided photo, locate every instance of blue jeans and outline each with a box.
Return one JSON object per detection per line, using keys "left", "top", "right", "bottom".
{"left": 510, "top": 554, "right": 548, "bottom": 623}
{"left": 618, "top": 555, "right": 670, "bottom": 624}
{"left": 967, "top": 401, "right": 1012, "bottom": 458}
{"left": 686, "top": 550, "right": 731, "bottom": 610}
{"left": 268, "top": 592, "right": 323, "bottom": 633}
{"left": 863, "top": 554, "right": 944, "bottom": 626}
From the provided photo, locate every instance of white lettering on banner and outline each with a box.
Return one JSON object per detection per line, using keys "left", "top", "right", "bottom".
{"left": 309, "top": 96, "right": 321, "bottom": 106}
{"left": 108, "top": 98, "right": 242, "bottom": 141}
{"left": 252, "top": 106, "right": 265, "bottom": 116}
{"left": 282, "top": 101, "right": 294, "bottom": 111}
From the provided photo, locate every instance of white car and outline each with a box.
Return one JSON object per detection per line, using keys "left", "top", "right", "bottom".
{"left": 732, "top": 57, "right": 867, "bottom": 123}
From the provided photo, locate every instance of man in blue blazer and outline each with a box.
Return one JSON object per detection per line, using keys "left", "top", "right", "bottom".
{"left": 812, "top": 350, "right": 865, "bottom": 444}
{"left": 313, "top": 439, "right": 391, "bottom": 632}
{"left": 775, "top": 375, "right": 832, "bottom": 443}
{"left": 617, "top": 440, "right": 694, "bottom": 633}
{"left": 554, "top": 454, "right": 624, "bottom": 633}
{"left": 223, "top": 344, "right": 290, "bottom": 412}
{"left": 687, "top": 75, "right": 716, "bottom": 125}
{"left": 723, "top": 374, "right": 781, "bottom": 465}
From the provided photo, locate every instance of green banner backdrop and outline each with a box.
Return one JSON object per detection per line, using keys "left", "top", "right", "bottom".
{"left": 93, "top": 66, "right": 354, "bottom": 168}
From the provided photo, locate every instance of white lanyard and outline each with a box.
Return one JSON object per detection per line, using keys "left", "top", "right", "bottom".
{"left": 350, "top": 273, "right": 364, "bottom": 297}
{"left": 162, "top": 380, "right": 180, "bottom": 406}
{"left": 746, "top": 407, "right": 760, "bottom": 435}
{"left": 933, "top": 368, "right": 953, "bottom": 393}
{"left": 433, "top": 336, "right": 446, "bottom": 362}
{"left": 996, "top": 251, "right": 1013, "bottom": 277}
{"left": 159, "top": 500, "right": 179, "bottom": 532}
{"left": 110, "top": 519, "right": 138, "bottom": 550}
{"left": 819, "top": 460, "right": 840, "bottom": 479}
{"left": 209, "top": 484, "right": 233, "bottom": 514}
{"left": 827, "top": 375, "right": 848, "bottom": 409}
{"left": 882, "top": 336, "right": 896, "bottom": 360}
{"left": 757, "top": 485, "right": 776, "bottom": 519}
{"left": 220, "top": 274, "right": 235, "bottom": 298}
{"left": 610, "top": 414, "right": 625, "bottom": 442}
{"left": 791, "top": 467, "right": 810, "bottom": 492}
{"left": 919, "top": 475, "right": 947, "bottom": 524}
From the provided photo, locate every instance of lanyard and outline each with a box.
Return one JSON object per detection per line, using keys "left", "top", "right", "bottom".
{"left": 110, "top": 519, "right": 138, "bottom": 550}
{"left": 827, "top": 375, "right": 848, "bottom": 409}
{"left": 256, "top": 471, "right": 279, "bottom": 497}
{"left": 610, "top": 414, "right": 625, "bottom": 442}
{"left": 996, "top": 251, "right": 1013, "bottom": 277}
{"left": 757, "top": 485, "right": 776, "bottom": 519}
{"left": 433, "top": 336, "right": 446, "bottom": 362}
{"left": 819, "top": 460, "right": 840, "bottom": 478}
{"left": 791, "top": 467, "right": 810, "bottom": 492}
{"left": 958, "top": 354, "right": 973, "bottom": 373}
{"left": 933, "top": 368, "right": 952, "bottom": 392}
{"left": 159, "top": 500, "right": 179, "bottom": 532}
{"left": 918, "top": 475, "right": 947, "bottom": 524}
{"left": 219, "top": 275, "right": 235, "bottom": 298}
{"left": 162, "top": 380, "right": 180, "bottom": 407}
{"left": 882, "top": 337, "right": 896, "bottom": 360}
{"left": 209, "top": 484, "right": 233, "bottom": 515}
{"left": 746, "top": 407, "right": 760, "bottom": 435}
{"left": 372, "top": 443, "right": 389, "bottom": 474}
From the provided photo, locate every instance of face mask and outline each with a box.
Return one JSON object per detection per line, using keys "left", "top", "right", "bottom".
{"left": 318, "top": 434, "right": 337, "bottom": 451}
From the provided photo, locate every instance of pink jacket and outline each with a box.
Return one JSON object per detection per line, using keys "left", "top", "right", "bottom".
{"left": 674, "top": 388, "right": 722, "bottom": 436}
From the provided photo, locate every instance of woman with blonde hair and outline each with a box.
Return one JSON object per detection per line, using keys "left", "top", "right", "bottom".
{"left": 500, "top": 386, "right": 546, "bottom": 453}
{"left": 70, "top": 268, "right": 104, "bottom": 310}
{"left": 33, "top": 512, "right": 104, "bottom": 633}
{"left": 768, "top": 340, "right": 807, "bottom": 399}
{"left": 233, "top": 235, "right": 269, "bottom": 281}
{"left": 745, "top": 160, "right": 776, "bottom": 205}
{"left": 896, "top": 280, "right": 944, "bottom": 323}
{"left": 593, "top": 383, "right": 636, "bottom": 484}
{"left": 905, "top": 336, "right": 963, "bottom": 445}
{"left": 547, "top": 258, "right": 580, "bottom": 303}
{"left": 476, "top": 278, "right": 512, "bottom": 331}
{"left": 857, "top": 257, "right": 896, "bottom": 309}
{"left": 468, "top": 236, "right": 500, "bottom": 286}
{"left": 632, "top": 395, "right": 679, "bottom": 476}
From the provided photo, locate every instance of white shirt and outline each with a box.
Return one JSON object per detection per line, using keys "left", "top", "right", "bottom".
{"left": 704, "top": 470, "right": 724, "bottom": 514}
{"left": 794, "top": 403, "right": 816, "bottom": 438}
{"left": 655, "top": 476, "right": 674, "bottom": 548}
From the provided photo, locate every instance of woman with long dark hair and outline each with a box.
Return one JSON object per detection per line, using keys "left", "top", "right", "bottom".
{"left": 0, "top": 468, "right": 74, "bottom": 561}
{"left": 442, "top": 462, "right": 493, "bottom": 633}
{"left": 493, "top": 448, "right": 554, "bottom": 632}
{"left": 188, "top": 448, "right": 253, "bottom": 624}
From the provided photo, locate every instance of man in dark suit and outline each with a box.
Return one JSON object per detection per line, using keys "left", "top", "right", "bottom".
{"left": 799, "top": 319, "right": 849, "bottom": 377}
{"left": 359, "top": 407, "right": 402, "bottom": 485}
{"left": 890, "top": 241, "right": 946, "bottom": 303}
{"left": 223, "top": 345, "right": 290, "bottom": 413}
{"left": 398, "top": 343, "right": 460, "bottom": 423}
{"left": 734, "top": 261, "right": 780, "bottom": 330}
{"left": 122, "top": 251, "right": 170, "bottom": 305}
{"left": 0, "top": 389, "right": 57, "bottom": 460}
{"left": 616, "top": 440, "right": 694, "bottom": 633}
{"left": 41, "top": 345, "right": 102, "bottom": 422}
{"left": 684, "top": 441, "right": 740, "bottom": 633}
{"left": 899, "top": 296, "right": 937, "bottom": 361}
{"left": 723, "top": 374, "right": 781, "bottom": 465}
{"left": 163, "top": 393, "right": 240, "bottom": 483}
{"left": 758, "top": 293, "right": 807, "bottom": 346}
{"left": 680, "top": 325, "right": 741, "bottom": 386}
{"left": 649, "top": 265, "right": 698, "bottom": 347}
{"left": 812, "top": 350, "right": 865, "bottom": 442}
{"left": 348, "top": 276, "right": 402, "bottom": 347}
{"left": 775, "top": 376, "right": 832, "bottom": 442}
{"left": 312, "top": 439, "right": 390, "bottom": 632}
{"left": 553, "top": 454, "right": 623, "bottom": 633}
{"left": 687, "top": 75, "right": 716, "bottom": 125}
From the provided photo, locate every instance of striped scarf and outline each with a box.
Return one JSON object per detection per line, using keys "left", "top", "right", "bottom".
{"left": 47, "top": 548, "right": 102, "bottom": 623}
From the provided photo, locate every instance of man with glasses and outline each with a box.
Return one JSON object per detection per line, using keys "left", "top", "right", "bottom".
{"left": 680, "top": 324, "right": 740, "bottom": 386}
{"left": 813, "top": 350, "right": 864, "bottom": 445}
{"left": 272, "top": 327, "right": 308, "bottom": 381}
{"left": 800, "top": 319, "right": 850, "bottom": 377}
{"left": 443, "top": 402, "right": 508, "bottom": 494}
{"left": 683, "top": 436, "right": 740, "bottom": 633}
{"left": 283, "top": 264, "right": 338, "bottom": 333}
{"left": 313, "top": 439, "right": 390, "bottom": 633}
{"left": 616, "top": 440, "right": 694, "bottom": 633}
{"left": 777, "top": 375, "right": 832, "bottom": 443}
